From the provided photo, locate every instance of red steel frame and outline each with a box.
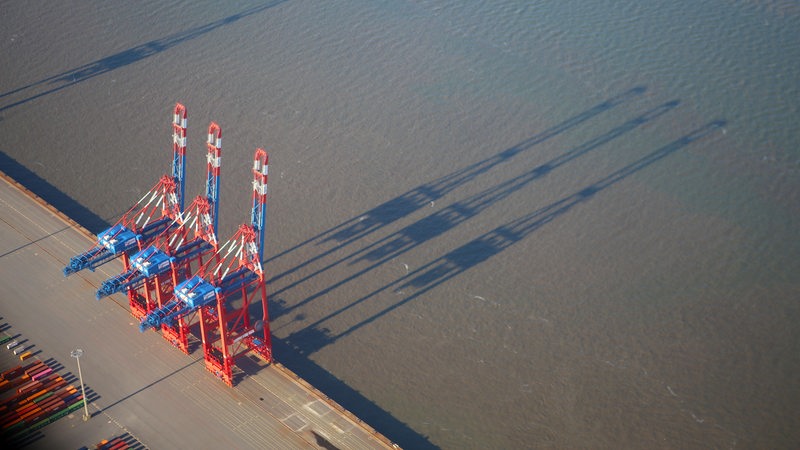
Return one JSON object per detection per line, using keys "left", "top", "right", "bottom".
{"left": 131, "top": 122, "right": 223, "bottom": 353}
{"left": 197, "top": 149, "right": 271, "bottom": 386}
{"left": 125, "top": 104, "right": 189, "bottom": 321}
{"left": 63, "top": 103, "right": 187, "bottom": 277}
{"left": 138, "top": 148, "right": 272, "bottom": 386}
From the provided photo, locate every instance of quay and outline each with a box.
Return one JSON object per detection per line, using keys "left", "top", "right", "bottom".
{"left": 0, "top": 171, "right": 397, "bottom": 449}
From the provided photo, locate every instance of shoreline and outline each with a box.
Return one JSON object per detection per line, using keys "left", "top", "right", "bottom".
{"left": 0, "top": 168, "right": 400, "bottom": 449}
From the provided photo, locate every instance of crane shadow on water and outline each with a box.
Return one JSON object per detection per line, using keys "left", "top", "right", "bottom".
{"left": 255, "top": 86, "right": 664, "bottom": 449}
{"left": 264, "top": 117, "right": 725, "bottom": 449}
{"left": 266, "top": 85, "right": 648, "bottom": 293}
{"left": 281, "top": 120, "right": 727, "bottom": 356}
{"left": 0, "top": 1, "right": 289, "bottom": 113}
{"left": 3, "top": 84, "right": 717, "bottom": 449}
{"left": 270, "top": 98, "right": 680, "bottom": 321}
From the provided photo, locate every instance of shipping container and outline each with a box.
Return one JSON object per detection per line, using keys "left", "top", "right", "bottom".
{"left": 26, "top": 363, "right": 48, "bottom": 378}
{"left": 109, "top": 439, "right": 129, "bottom": 450}
{"left": 19, "top": 405, "right": 42, "bottom": 421}
{"left": 29, "top": 390, "right": 54, "bottom": 404}
{"left": 19, "top": 404, "right": 41, "bottom": 420}
{"left": 1, "top": 365, "right": 23, "bottom": 380}
{"left": 17, "top": 380, "right": 42, "bottom": 395}
{"left": 3, "top": 415, "right": 23, "bottom": 429}
{"left": 34, "top": 397, "right": 61, "bottom": 413}
{"left": 14, "top": 402, "right": 38, "bottom": 417}
{"left": 33, "top": 373, "right": 58, "bottom": 388}
{"left": 41, "top": 379, "right": 66, "bottom": 395}
{"left": 0, "top": 375, "right": 30, "bottom": 395}
{"left": 25, "top": 360, "right": 46, "bottom": 372}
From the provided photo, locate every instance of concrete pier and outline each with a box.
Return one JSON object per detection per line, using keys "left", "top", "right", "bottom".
{"left": 0, "top": 172, "right": 396, "bottom": 449}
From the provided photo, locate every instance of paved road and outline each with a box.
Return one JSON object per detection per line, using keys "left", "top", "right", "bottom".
{"left": 0, "top": 173, "right": 396, "bottom": 449}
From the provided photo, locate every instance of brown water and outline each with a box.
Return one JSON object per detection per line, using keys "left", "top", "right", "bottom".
{"left": 1, "top": 1, "right": 798, "bottom": 448}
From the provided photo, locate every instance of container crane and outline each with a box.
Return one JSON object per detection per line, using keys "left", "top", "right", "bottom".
{"left": 95, "top": 123, "right": 223, "bottom": 353}
{"left": 63, "top": 103, "right": 187, "bottom": 276}
{"left": 140, "top": 149, "right": 272, "bottom": 385}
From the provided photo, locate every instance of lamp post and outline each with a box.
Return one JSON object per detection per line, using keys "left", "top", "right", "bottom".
{"left": 70, "top": 348, "right": 90, "bottom": 421}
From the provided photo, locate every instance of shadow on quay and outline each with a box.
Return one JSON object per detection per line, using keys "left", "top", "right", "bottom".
{"left": 97, "top": 357, "right": 202, "bottom": 414}
{"left": 0, "top": 225, "right": 72, "bottom": 259}
{"left": 7, "top": 430, "right": 44, "bottom": 448}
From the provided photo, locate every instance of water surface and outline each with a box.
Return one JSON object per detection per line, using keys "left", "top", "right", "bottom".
{"left": 1, "top": 1, "right": 798, "bottom": 448}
